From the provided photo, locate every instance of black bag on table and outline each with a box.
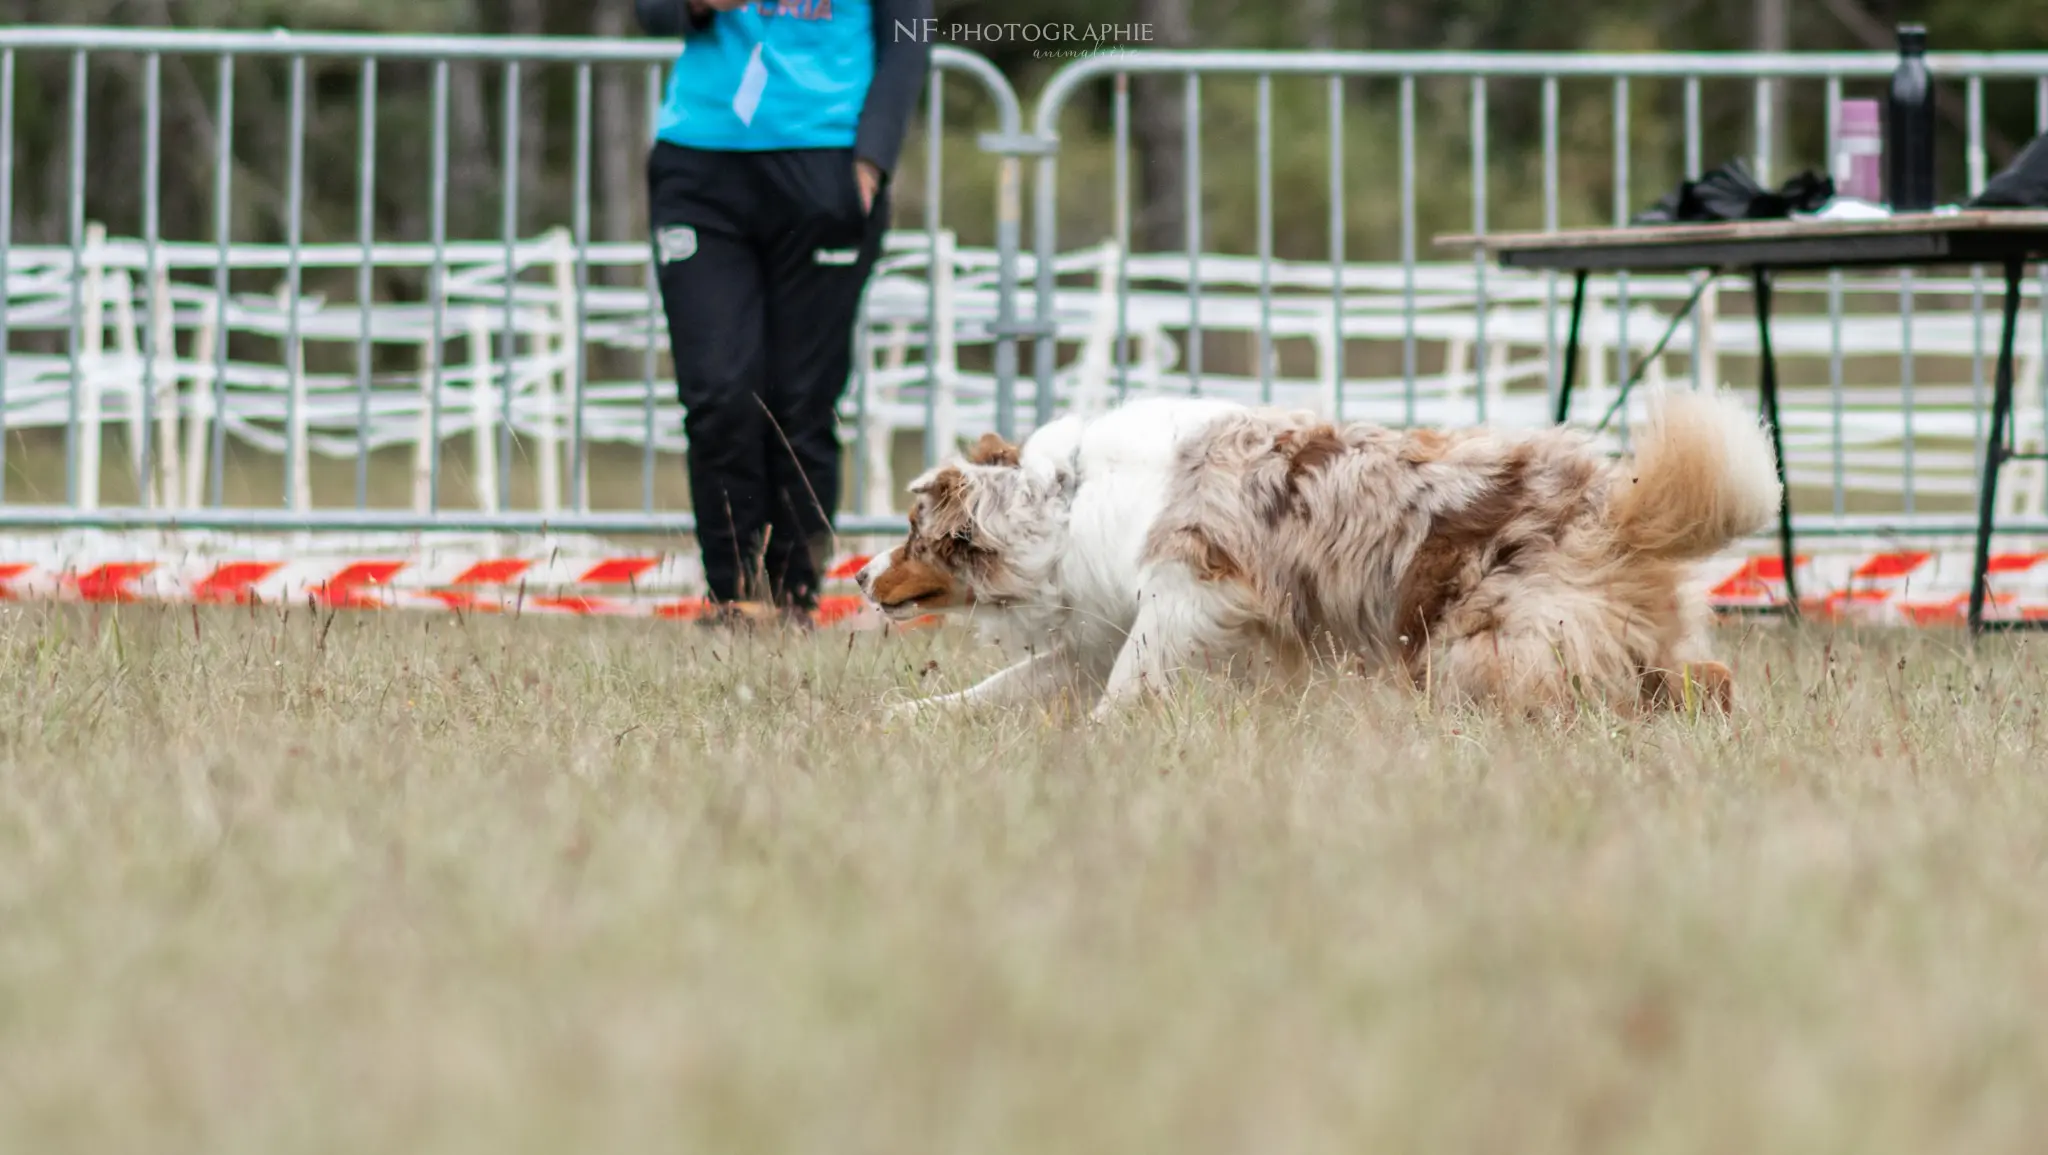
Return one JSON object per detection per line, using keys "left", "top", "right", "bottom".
{"left": 1633, "top": 158, "right": 1834, "bottom": 225}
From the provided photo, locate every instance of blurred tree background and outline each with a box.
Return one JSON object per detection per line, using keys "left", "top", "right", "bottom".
{"left": 4, "top": 0, "right": 2048, "bottom": 274}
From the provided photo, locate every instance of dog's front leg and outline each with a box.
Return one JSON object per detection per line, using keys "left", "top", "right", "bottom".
{"left": 1090, "top": 577, "right": 1244, "bottom": 722}
{"left": 886, "top": 647, "right": 1077, "bottom": 720}
{"left": 1091, "top": 631, "right": 1159, "bottom": 722}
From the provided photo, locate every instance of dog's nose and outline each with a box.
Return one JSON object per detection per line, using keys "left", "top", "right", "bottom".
{"left": 855, "top": 567, "right": 871, "bottom": 592}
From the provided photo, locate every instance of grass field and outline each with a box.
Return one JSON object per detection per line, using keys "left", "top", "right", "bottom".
{"left": 2, "top": 605, "right": 2046, "bottom": 1153}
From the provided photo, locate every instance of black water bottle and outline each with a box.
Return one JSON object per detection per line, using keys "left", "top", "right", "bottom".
{"left": 1886, "top": 23, "right": 1936, "bottom": 211}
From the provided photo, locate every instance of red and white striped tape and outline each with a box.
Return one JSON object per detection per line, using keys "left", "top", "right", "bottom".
{"left": 1702, "top": 549, "right": 2048, "bottom": 626}
{"left": 1, "top": 546, "right": 2044, "bottom": 628}
{"left": 0, "top": 552, "right": 888, "bottom": 626}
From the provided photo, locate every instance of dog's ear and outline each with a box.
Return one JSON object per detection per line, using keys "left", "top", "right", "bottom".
{"left": 967, "top": 432, "right": 1022, "bottom": 468}
{"left": 909, "top": 465, "right": 975, "bottom": 540}
{"left": 909, "top": 464, "right": 966, "bottom": 503}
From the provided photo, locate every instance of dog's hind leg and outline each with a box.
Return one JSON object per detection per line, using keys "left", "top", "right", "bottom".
{"left": 1424, "top": 621, "right": 1637, "bottom": 717}
{"left": 1092, "top": 567, "right": 1253, "bottom": 721}
{"left": 1419, "top": 629, "right": 1564, "bottom": 714}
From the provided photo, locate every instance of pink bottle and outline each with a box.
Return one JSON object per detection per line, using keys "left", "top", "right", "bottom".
{"left": 1835, "top": 99, "right": 1883, "bottom": 202}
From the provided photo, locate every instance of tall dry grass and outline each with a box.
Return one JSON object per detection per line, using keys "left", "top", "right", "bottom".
{"left": 1, "top": 604, "right": 2044, "bottom": 1153}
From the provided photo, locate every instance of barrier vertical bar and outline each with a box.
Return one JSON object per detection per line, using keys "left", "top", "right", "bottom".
{"left": 1684, "top": 75, "right": 1703, "bottom": 393}
{"left": 1895, "top": 75, "right": 1917, "bottom": 516}
{"left": 1753, "top": 76, "right": 1772, "bottom": 185}
{"left": 1113, "top": 72, "right": 1131, "bottom": 403}
{"left": 1470, "top": 75, "right": 1488, "bottom": 423}
{"left": 1184, "top": 73, "right": 1202, "bottom": 396}
{"left": 1541, "top": 76, "right": 1559, "bottom": 404}
{"left": 141, "top": 52, "right": 162, "bottom": 507}
{"left": 65, "top": 50, "right": 87, "bottom": 508}
{"left": 923, "top": 69, "right": 942, "bottom": 466}
{"left": 427, "top": 60, "right": 450, "bottom": 513}
{"left": 284, "top": 54, "right": 308, "bottom": 511}
{"left": 2038, "top": 78, "right": 2048, "bottom": 512}
{"left": 1825, "top": 75, "right": 1846, "bottom": 519}
{"left": 1028, "top": 121, "right": 1055, "bottom": 435}
{"left": 354, "top": 58, "right": 376, "bottom": 510}
{"left": 1327, "top": 74, "right": 1344, "bottom": 422}
{"left": 1256, "top": 73, "right": 1273, "bottom": 405}
{"left": 1966, "top": 73, "right": 1988, "bottom": 194}
{"left": 1029, "top": 117, "right": 1057, "bottom": 434}
{"left": 1687, "top": 76, "right": 1703, "bottom": 174}
{"left": 500, "top": 60, "right": 521, "bottom": 512}
{"left": 0, "top": 49, "right": 12, "bottom": 501}
{"left": 643, "top": 63, "right": 662, "bottom": 513}
{"left": 1968, "top": 75, "right": 1987, "bottom": 487}
{"left": 571, "top": 62, "right": 593, "bottom": 511}
{"left": 209, "top": 54, "right": 234, "bottom": 507}
{"left": 467, "top": 307, "right": 496, "bottom": 513}
{"left": 1612, "top": 75, "right": 1630, "bottom": 441}
{"left": 1901, "top": 265, "right": 1917, "bottom": 517}
{"left": 1400, "top": 74, "right": 1416, "bottom": 425}
{"left": 991, "top": 138, "right": 1021, "bottom": 442}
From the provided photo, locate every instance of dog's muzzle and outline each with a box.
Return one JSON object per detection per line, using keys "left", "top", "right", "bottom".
{"left": 856, "top": 553, "right": 904, "bottom": 613}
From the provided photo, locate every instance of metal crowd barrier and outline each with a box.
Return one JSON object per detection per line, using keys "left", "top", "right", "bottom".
{"left": 7, "top": 30, "right": 2048, "bottom": 542}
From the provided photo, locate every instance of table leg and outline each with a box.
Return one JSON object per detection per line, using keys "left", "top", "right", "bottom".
{"left": 1968, "top": 257, "right": 2024, "bottom": 635}
{"left": 1750, "top": 267, "right": 1800, "bottom": 617}
{"left": 1555, "top": 270, "right": 1589, "bottom": 425}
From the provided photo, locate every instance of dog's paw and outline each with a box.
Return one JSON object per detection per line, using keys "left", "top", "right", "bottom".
{"left": 1644, "top": 661, "right": 1735, "bottom": 717}
{"left": 1682, "top": 661, "right": 1734, "bottom": 715}
{"left": 882, "top": 696, "right": 936, "bottom": 724}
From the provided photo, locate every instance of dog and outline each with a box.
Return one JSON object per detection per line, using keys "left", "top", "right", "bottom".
{"left": 859, "top": 388, "right": 1779, "bottom": 721}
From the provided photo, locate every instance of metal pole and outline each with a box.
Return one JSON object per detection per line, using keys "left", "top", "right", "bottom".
{"left": 1469, "top": 76, "right": 1488, "bottom": 424}
{"left": 65, "top": 51, "right": 87, "bottom": 508}
{"left": 141, "top": 52, "right": 162, "bottom": 507}
{"left": 354, "top": 58, "right": 377, "bottom": 509}
{"left": 1327, "top": 74, "right": 1345, "bottom": 422}
{"left": 571, "top": 63, "right": 592, "bottom": 510}
{"left": 427, "top": 59, "right": 450, "bottom": 512}
{"left": 1256, "top": 73, "right": 1273, "bottom": 405}
{"left": 1399, "top": 74, "right": 1416, "bottom": 425}
{"left": 0, "top": 50, "right": 13, "bottom": 500}
{"left": 283, "top": 54, "right": 307, "bottom": 510}
{"left": 500, "top": 59, "right": 522, "bottom": 510}
{"left": 923, "top": 69, "right": 942, "bottom": 464}
{"left": 209, "top": 54, "right": 235, "bottom": 507}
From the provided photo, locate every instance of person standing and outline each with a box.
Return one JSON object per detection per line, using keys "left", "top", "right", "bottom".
{"left": 634, "top": 0, "right": 932, "bottom": 623}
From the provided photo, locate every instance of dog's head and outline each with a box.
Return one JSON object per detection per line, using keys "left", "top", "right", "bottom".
{"left": 857, "top": 433, "right": 1065, "bottom": 621}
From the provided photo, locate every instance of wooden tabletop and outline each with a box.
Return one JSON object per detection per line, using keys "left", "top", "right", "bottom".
{"left": 1436, "top": 210, "right": 2048, "bottom": 273}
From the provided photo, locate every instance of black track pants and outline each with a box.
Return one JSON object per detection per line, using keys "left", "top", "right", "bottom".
{"left": 648, "top": 140, "right": 889, "bottom": 607}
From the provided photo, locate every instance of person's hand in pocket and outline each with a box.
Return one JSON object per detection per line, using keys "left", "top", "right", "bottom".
{"left": 855, "top": 159, "right": 882, "bottom": 215}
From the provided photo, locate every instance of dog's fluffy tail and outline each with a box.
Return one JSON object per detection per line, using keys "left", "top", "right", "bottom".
{"left": 1608, "top": 387, "right": 1782, "bottom": 561}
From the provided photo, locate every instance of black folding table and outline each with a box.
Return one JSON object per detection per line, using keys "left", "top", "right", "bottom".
{"left": 1440, "top": 211, "right": 2048, "bottom": 634}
